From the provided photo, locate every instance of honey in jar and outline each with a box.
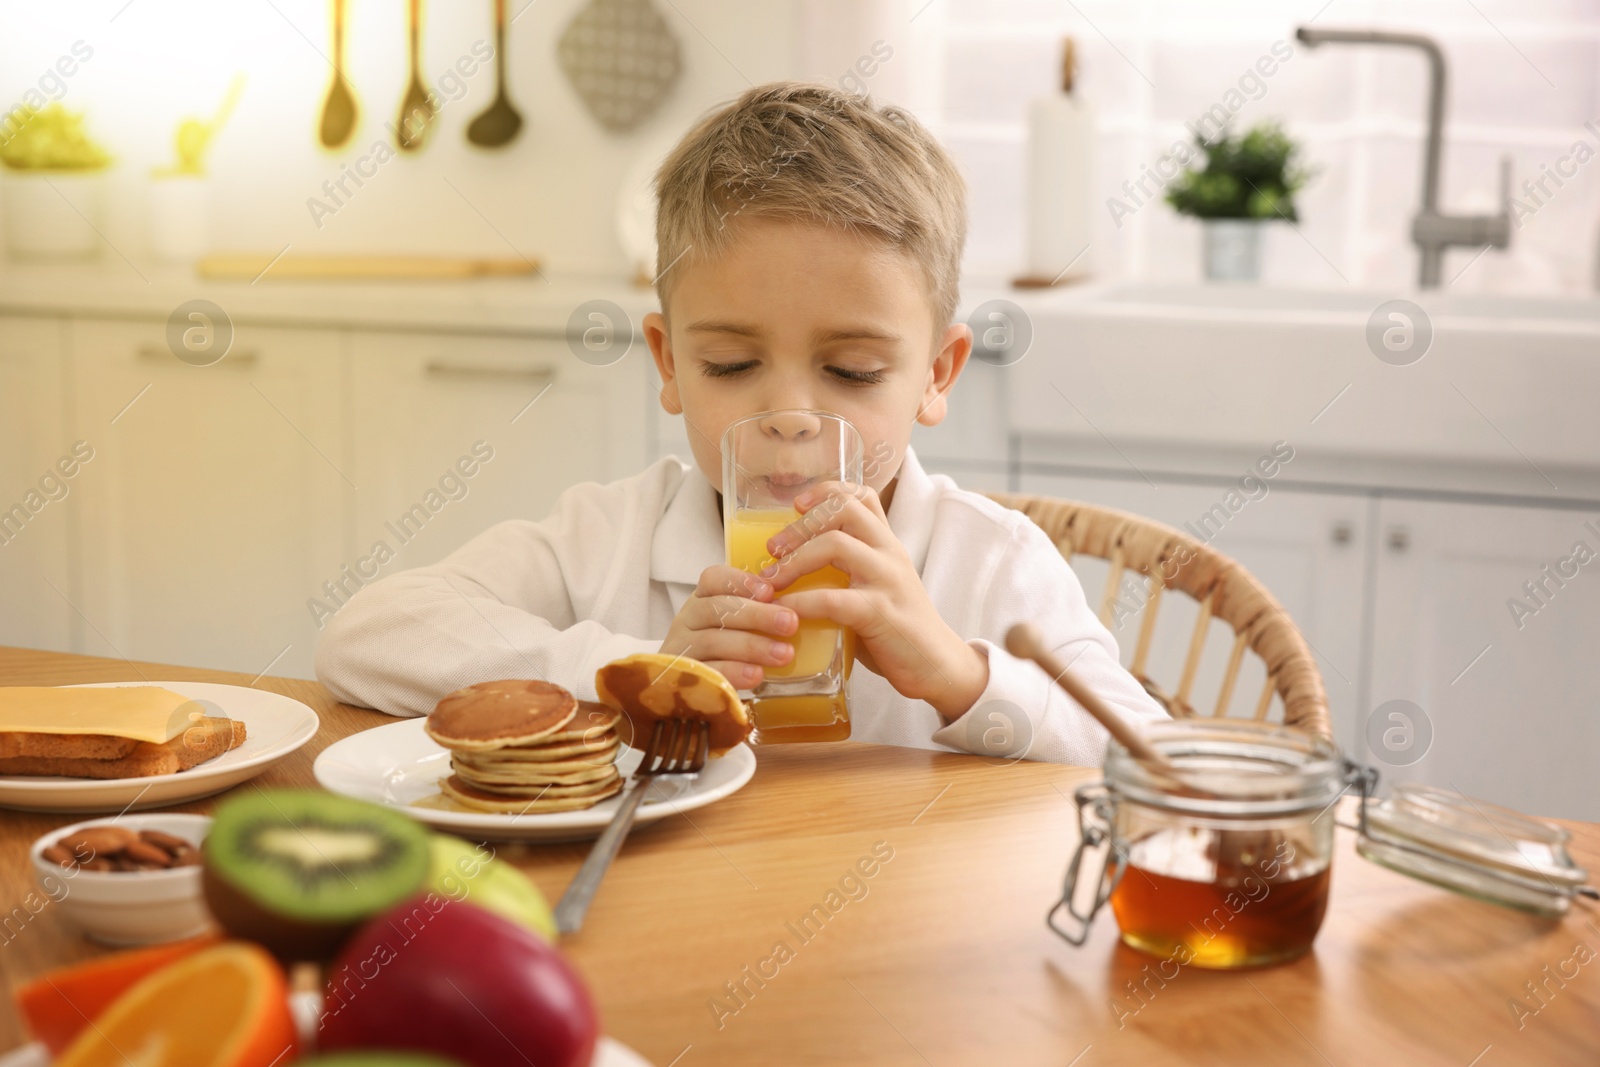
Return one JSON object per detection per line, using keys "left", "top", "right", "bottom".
{"left": 1053, "top": 720, "right": 1347, "bottom": 969}
{"left": 1108, "top": 828, "right": 1331, "bottom": 968}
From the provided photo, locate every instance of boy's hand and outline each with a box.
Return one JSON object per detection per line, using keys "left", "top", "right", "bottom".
{"left": 659, "top": 565, "right": 798, "bottom": 691}
{"left": 763, "top": 481, "right": 989, "bottom": 721}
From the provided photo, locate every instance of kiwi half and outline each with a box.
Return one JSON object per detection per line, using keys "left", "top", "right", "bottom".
{"left": 202, "top": 789, "right": 430, "bottom": 960}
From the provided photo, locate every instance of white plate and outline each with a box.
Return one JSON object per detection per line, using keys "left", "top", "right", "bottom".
{"left": 0, "top": 1035, "right": 653, "bottom": 1067}
{"left": 0, "top": 682, "right": 319, "bottom": 814}
{"left": 315, "top": 717, "right": 756, "bottom": 842}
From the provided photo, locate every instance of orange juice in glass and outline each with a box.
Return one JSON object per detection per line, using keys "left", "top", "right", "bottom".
{"left": 722, "top": 410, "right": 863, "bottom": 742}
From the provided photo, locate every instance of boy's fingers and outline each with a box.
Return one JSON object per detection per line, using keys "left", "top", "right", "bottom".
{"left": 685, "top": 626, "right": 793, "bottom": 669}
{"left": 770, "top": 489, "right": 892, "bottom": 557}
{"left": 705, "top": 660, "right": 764, "bottom": 690}
{"left": 696, "top": 595, "right": 797, "bottom": 636}
{"left": 775, "top": 587, "right": 874, "bottom": 632}
{"left": 696, "top": 564, "right": 773, "bottom": 600}
{"left": 800, "top": 478, "right": 882, "bottom": 514}
{"left": 763, "top": 529, "right": 883, "bottom": 590}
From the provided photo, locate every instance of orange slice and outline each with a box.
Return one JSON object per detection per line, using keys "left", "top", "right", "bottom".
{"left": 16, "top": 934, "right": 221, "bottom": 1054}
{"left": 54, "top": 941, "right": 297, "bottom": 1067}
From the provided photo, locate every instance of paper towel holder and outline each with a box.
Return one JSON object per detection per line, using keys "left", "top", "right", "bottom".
{"left": 1013, "top": 36, "right": 1094, "bottom": 290}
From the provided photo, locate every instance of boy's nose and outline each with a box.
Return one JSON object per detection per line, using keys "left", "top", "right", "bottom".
{"left": 758, "top": 411, "right": 823, "bottom": 442}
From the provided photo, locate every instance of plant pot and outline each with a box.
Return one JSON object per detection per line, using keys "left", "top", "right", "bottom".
{"left": 1202, "top": 219, "right": 1265, "bottom": 283}
{"left": 1, "top": 169, "right": 107, "bottom": 261}
{"left": 148, "top": 175, "right": 212, "bottom": 265}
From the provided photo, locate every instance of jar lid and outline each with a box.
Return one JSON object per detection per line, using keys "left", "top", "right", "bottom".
{"left": 1356, "top": 783, "right": 1589, "bottom": 916}
{"left": 1104, "top": 718, "right": 1345, "bottom": 817}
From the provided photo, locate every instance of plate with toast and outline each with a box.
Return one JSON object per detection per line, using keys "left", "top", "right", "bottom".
{"left": 0, "top": 682, "right": 319, "bottom": 814}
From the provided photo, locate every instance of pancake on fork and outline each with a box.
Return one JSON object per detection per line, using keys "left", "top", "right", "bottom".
{"left": 594, "top": 652, "right": 752, "bottom": 757}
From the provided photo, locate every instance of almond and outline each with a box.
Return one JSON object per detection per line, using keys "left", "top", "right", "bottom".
{"left": 68, "top": 826, "right": 137, "bottom": 856}
{"left": 138, "top": 829, "right": 191, "bottom": 855}
{"left": 123, "top": 839, "right": 174, "bottom": 867}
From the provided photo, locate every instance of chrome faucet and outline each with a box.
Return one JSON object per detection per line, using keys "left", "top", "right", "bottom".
{"left": 1295, "top": 27, "right": 1511, "bottom": 288}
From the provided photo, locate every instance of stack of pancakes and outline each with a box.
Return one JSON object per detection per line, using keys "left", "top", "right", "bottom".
{"left": 425, "top": 679, "right": 626, "bottom": 814}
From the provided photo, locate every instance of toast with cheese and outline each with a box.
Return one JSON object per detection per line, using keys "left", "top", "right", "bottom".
{"left": 0, "top": 717, "right": 246, "bottom": 779}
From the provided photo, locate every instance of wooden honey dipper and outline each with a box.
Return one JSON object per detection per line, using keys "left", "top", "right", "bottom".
{"left": 1005, "top": 623, "right": 1181, "bottom": 777}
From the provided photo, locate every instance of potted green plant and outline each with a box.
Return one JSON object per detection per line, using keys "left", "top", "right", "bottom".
{"left": 1165, "top": 121, "right": 1309, "bottom": 283}
{"left": 0, "top": 103, "right": 112, "bottom": 260}
{"left": 149, "top": 76, "right": 244, "bottom": 265}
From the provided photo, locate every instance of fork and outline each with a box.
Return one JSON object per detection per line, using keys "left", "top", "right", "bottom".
{"left": 554, "top": 717, "right": 710, "bottom": 935}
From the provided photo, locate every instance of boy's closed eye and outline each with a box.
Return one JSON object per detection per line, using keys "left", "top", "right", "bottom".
{"left": 697, "top": 358, "right": 888, "bottom": 385}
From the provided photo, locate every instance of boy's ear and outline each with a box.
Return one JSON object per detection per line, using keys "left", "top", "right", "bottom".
{"left": 643, "top": 311, "right": 683, "bottom": 415}
{"left": 916, "top": 322, "right": 973, "bottom": 428}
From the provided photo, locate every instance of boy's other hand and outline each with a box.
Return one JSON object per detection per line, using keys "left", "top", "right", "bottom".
{"left": 763, "top": 481, "right": 989, "bottom": 721}
{"left": 659, "top": 565, "right": 798, "bottom": 691}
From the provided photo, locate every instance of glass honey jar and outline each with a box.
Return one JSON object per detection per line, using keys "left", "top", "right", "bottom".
{"left": 1052, "top": 718, "right": 1365, "bottom": 970}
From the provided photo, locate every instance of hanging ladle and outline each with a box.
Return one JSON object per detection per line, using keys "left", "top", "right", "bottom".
{"left": 467, "top": 0, "right": 524, "bottom": 147}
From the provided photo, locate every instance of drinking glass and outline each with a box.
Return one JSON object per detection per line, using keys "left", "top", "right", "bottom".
{"left": 722, "top": 410, "right": 863, "bottom": 742}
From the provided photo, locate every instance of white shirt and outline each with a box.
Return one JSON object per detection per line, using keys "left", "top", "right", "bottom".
{"left": 315, "top": 447, "right": 1168, "bottom": 765}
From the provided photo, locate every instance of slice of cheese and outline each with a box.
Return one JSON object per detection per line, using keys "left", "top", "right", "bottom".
{"left": 0, "top": 687, "right": 204, "bottom": 744}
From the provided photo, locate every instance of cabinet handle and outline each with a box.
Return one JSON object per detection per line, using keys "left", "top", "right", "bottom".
{"left": 138, "top": 345, "right": 259, "bottom": 367}
{"left": 1386, "top": 526, "right": 1411, "bottom": 552}
{"left": 424, "top": 361, "right": 556, "bottom": 384}
{"left": 1331, "top": 521, "right": 1353, "bottom": 545}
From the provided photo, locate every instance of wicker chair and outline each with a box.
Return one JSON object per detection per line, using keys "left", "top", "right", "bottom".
{"left": 985, "top": 493, "right": 1333, "bottom": 741}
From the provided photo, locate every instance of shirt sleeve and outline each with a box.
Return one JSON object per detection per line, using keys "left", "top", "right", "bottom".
{"left": 929, "top": 516, "right": 1170, "bottom": 765}
{"left": 313, "top": 482, "right": 659, "bottom": 717}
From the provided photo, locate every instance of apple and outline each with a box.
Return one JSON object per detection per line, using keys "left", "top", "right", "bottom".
{"left": 299, "top": 1056, "right": 464, "bottom": 1066}
{"left": 319, "top": 897, "right": 599, "bottom": 1067}
{"left": 299, "top": 1057, "right": 463, "bottom": 1066}
{"left": 426, "top": 834, "right": 557, "bottom": 941}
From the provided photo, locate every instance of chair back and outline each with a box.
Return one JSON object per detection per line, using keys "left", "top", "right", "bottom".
{"left": 986, "top": 492, "right": 1333, "bottom": 740}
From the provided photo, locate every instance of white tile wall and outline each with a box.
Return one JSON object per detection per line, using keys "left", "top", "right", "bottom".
{"left": 916, "top": 0, "right": 1600, "bottom": 294}
{"left": 3, "top": 0, "right": 1595, "bottom": 293}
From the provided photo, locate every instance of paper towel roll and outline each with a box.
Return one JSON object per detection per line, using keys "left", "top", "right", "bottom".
{"left": 1026, "top": 94, "right": 1095, "bottom": 282}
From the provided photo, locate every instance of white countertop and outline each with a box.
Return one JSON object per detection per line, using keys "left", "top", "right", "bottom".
{"left": 0, "top": 262, "right": 664, "bottom": 335}
{"left": 6, "top": 264, "right": 1597, "bottom": 502}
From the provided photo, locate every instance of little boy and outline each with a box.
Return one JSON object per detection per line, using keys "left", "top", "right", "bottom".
{"left": 316, "top": 82, "right": 1167, "bottom": 764}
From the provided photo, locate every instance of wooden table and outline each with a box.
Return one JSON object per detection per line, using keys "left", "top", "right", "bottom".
{"left": 2, "top": 648, "right": 1597, "bottom": 1066}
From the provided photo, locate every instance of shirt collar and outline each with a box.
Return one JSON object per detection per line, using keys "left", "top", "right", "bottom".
{"left": 650, "top": 460, "right": 722, "bottom": 587}
{"left": 649, "top": 445, "right": 938, "bottom": 586}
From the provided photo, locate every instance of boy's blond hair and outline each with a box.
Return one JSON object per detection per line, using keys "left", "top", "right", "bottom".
{"left": 653, "top": 81, "right": 967, "bottom": 332}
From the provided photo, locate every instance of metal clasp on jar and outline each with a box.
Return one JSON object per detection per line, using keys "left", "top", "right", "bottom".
{"left": 1048, "top": 783, "right": 1128, "bottom": 945}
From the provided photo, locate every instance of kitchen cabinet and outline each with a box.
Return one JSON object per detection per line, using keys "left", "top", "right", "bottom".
{"left": 346, "top": 330, "right": 646, "bottom": 577}
{"left": 1367, "top": 498, "right": 1600, "bottom": 821}
{"left": 1017, "top": 471, "right": 1369, "bottom": 752}
{"left": 0, "top": 315, "right": 74, "bottom": 652}
{"left": 69, "top": 318, "right": 346, "bottom": 680}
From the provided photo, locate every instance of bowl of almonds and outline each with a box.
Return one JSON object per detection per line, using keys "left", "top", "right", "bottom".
{"left": 28, "top": 814, "right": 213, "bottom": 945}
